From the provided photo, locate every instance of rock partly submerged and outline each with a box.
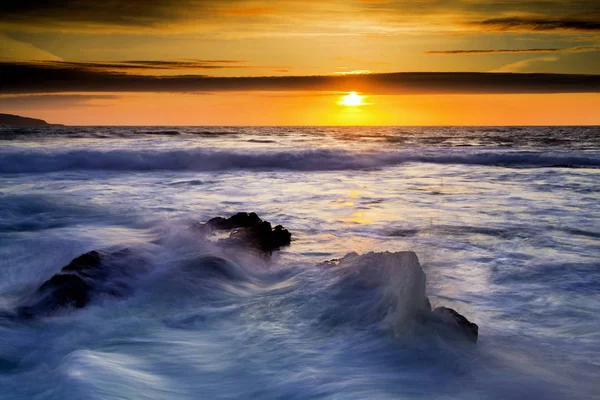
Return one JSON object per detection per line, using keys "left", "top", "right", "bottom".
{"left": 9, "top": 213, "right": 289, "bottom": 318}
{"left": 321, "top": 251, "right": 430, "bottom": 327}
{"left": 194, "top": 212, "right": 292, "bottom": 252}
{"left": 16, "top": 249, "right": 146, "bottom": 318}
{"left": 431, "top": 306, "right": 479, "bottom": 344}
{"left": 322, "top": 251, "right": 478, "bottom": 343}
{"left": 4, "top": 212, "right": 478, "bottom": 344}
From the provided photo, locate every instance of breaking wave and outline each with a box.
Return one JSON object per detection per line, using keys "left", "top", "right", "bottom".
{"left": 1, "top": 148, "right": 599, "bottom": 173}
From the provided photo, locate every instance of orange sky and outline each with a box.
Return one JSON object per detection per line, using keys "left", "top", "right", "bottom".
{"left": 2, "top": 92, "right": 597, "bottom": 126}
{"left": 1, "top": 0, "right": 598, "bottom": 125}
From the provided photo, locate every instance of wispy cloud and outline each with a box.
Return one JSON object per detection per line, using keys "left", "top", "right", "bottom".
{"left": 42, "top": 60, "right": 247, "bottom": 71}
{"left": 1, "top": 0, "right": 599, "bottom": 36}
{"left": 475, "top": 17, "right": 600, "bottom": 32}
{"left": 333, "top": 57, "right": 391, "bottom": 65}
{"left": 491, "top": 57, "right": 560, "bottom": 73}
{"left": 0, "top": 94, "right": 120, "bottom": 109}
{"left": 332, "top": 70, "right": 373, "bottom": 75}
{"left": 0, "top": 34, "right": 63, "bottom": 61}
{"left": 23, "top": 60, "right": 291, "bottom": 74}
{"left": 220, "top": 6, "right": 278, "bottom": 16}
{"left": 424, "top": 47, "right": 600, "bottom": 54}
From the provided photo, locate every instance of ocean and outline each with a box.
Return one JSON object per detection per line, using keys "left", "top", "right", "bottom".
{"left": 0, "top": 126, "right": 599, "bottom": 399}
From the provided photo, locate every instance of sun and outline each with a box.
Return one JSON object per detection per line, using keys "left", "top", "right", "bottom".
{"left": 338, "top": 91, "right": 366, "bottom": 107}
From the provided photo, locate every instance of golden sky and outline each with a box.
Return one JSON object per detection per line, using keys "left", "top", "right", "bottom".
{"left": 1, "top": 0, "right": 599, "bottom": 125}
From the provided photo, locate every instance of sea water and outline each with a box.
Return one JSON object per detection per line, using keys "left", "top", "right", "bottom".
{"left": 0, "top": 126, "right": 599, "bottom": 399}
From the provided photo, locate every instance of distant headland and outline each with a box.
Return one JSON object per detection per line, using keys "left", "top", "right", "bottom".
{"left": 0, "top": 113, "right": 63, "bottom": 126}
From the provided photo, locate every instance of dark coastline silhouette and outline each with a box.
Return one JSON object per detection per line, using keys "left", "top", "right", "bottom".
{"left": 0, "top": 113, "right": 62, "bottom": 126}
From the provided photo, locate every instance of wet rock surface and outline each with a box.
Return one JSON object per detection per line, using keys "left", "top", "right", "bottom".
{"left": 430, "top": 306, "right": 479, "bottom": 343}
{"left": 205, "top": 212, "right": 262, "bottom": 230}
{"left": 16, "top": 249, "right": 144, "bottom": 317}
{"left": 11, "top": 213, "right": 290, "bottom": 318}
{"left": 196, "top": 212, "right": 292, "bottom": 252}
{"left": 322, "top": 251, "right": 478, "bottom": 343}
{"left": 6, "top": 214, "right": 477, "bottom": 345}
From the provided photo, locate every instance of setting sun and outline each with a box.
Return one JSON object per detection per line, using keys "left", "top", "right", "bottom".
{"left": 338, "top": 92, "right": 366, "bottom": 107}
{"left": 0, "top": 0, "right": 599, "bottom": 398}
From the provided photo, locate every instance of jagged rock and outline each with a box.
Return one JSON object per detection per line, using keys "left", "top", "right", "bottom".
{"left": 328, "top": 251, "right": 430, "bottom": 328}
{"left": 17, "top": 249, "right": 143, "bottom": 317}
{"left": 431, "top": 306, "right": 479, "bottom": 343}
{"left": 318, "top": 251, "right": 431, "bottom": 330}
{"left": 320, "top": 251, "right": 478, "bottom": 343}
{"left": 9, "top": 221, "right": 479, "bottom": 345}
{"left": 205, "top": 212, "right": 262, "bottom": 230}
{"left": 195, "top": 212, "right": 291, "bottom": 252}
{"left": 14, "top": 212, "right": 290, "bottom": 318}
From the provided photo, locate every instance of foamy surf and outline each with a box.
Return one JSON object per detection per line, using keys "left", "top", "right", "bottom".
{"left": 1, "top": 126, "right": 599, "bottom": 399}
{"left": 0, "top": 147, "right": 599, "bottom": 173}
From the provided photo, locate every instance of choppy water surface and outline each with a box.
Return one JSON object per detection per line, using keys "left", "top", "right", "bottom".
{"left": 0, "top": 126, "right": 599, "bottom": 399}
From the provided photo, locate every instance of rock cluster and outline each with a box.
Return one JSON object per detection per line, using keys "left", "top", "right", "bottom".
{"left": 5, "top": 212, "right": 478, "bottom": 344}
{"left": 197, "top": 212, "right": 292, "bottom": 252}
{"left": 14, "top": 213, "right": 289, "bottom": 318}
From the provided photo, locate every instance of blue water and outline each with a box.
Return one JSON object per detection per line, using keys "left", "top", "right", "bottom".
{"left": 0, "top": 126, "right": 599, "bottom": 399}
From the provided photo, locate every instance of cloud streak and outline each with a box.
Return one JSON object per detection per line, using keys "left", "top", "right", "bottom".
{"left": 424, "top": 47, "right": 600, "bottom": 55}
{"left": 1, "top": 62, "right": 599, "bottom": 95}
{"left": 0, "top": 94, "right": 120, "bottom": 109}
{"left": 1, "top": 0, "right": 599, "bottom": 36}
{"left": 475, "top": 17, "right": 600, "bottom": 32}
{"left": 0, "top": 60, "right": 291, "bottom": 77}
{"left": 36, "top": 60, "right": 253, "bottom": 72}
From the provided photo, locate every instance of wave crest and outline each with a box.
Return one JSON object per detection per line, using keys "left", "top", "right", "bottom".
{"left": 0, "top": 148, "right": 598, "bottom": 173}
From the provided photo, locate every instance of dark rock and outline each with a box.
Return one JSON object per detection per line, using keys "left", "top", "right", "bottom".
{"left": 317, "top": 251, "right": 478, "bottom": 344}
{"left": 431, "top": 306, "right": 479, "bottom": 343}
{"left": 205, "top": 212, "right": 262, "bottom": 230}
{"left": 228, "top": 221, "right": 292, "bottom": 252}
{"left": 227, "top": 212, "right": 262, "bottom": 228}
{"left": 60, "top": 251, "right": 102, "bottom": 275}
{"left": 17, "top": 248, "right": 144, "bottom": 317}
{"left": 318, "top": 251, "right": 430, "bottom": 330}
{"left": 204, "top": 216, "right": 231, "bottom": 230}
{"left": 196, "top": 212, "right": 291, "bottom": 252}
{"left": 270, "top": 225, "right": 293, "bottom": 250}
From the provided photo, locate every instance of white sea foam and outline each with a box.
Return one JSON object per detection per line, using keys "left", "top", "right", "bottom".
{"left": 0, "top": 147, "right": 599, "bottom": 173}
{"left": 1, "top": 126, "right": 599, "bottom": 399}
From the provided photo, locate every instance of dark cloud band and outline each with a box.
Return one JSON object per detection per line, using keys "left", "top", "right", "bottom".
{"left": 476, "top": 17, "right": 600, "bottom": 32}
{"left": 1, "top": 62, "right": 599, "bottom": 94}
{"left": 36, "top": 60, "right": 250, "bottom": 71}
